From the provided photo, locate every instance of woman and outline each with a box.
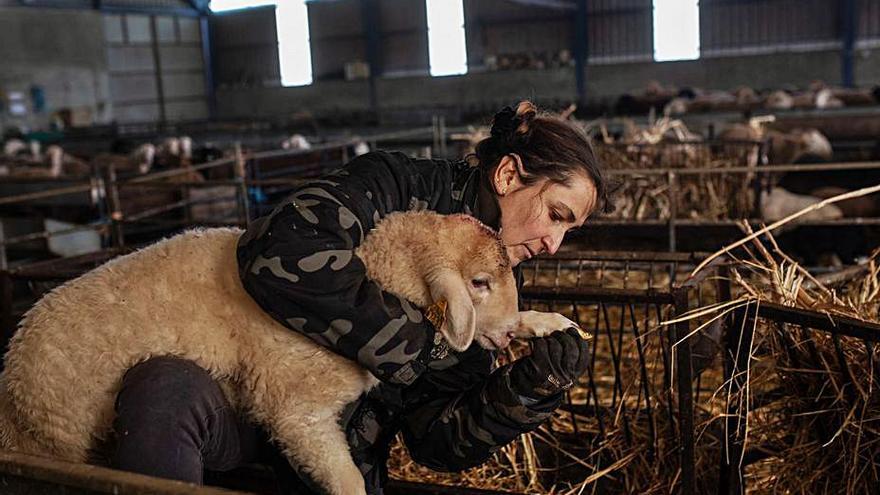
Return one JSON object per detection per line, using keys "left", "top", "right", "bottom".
{"left": 110, "top": 101, "right": 610, "bottom": 494}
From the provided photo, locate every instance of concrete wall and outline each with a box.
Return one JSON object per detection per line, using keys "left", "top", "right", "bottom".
{"left": 308, "top": 0, "right": 365, "bottom": 80}
{"left": 104, "top": 13, "right": 208, "bottom": 123}
{"left": 307, "top": 0, "right": 428, "bottom": 80}
{"left": 585, "top": 50, "right": 843, "bottom": 96}
{"left": 855, "top": 46, "right": 880, "bottom": 85}
{"left": 379, "top": 0, "right": 427, "bottom": 76}
{"left": 701, "top": 0, "right": 839, "bottom": 55}
{"left": 0, "top": 5, "right": 208, "bottom": 131}
{"left": 0, "top": 8, "right": 110, "bottom": 130}
{"left": 211, "top": 6, "right": 280, "bottom": 88}
{"left": 216, "top": 0, "right": 877, "bottom": 124}
{"left": 216, "top": 48, "right": 869, "bottom": 122}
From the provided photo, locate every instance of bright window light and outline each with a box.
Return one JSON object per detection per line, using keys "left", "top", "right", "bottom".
{"left": 276, "top": 1, "right": 313, "bottom": 86}
{"left": 426, "top": 0, "right": 468, "bottom": 76}
{"left": 210, "top": 0, "right": 313, "bottom": 86}
{"left": 653, "top": 0, "right": 700, "bottom": 62}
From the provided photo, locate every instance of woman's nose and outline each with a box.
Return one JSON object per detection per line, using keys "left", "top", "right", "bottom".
{"left": 542, "top": 232, "right": 563, "bottom": 255}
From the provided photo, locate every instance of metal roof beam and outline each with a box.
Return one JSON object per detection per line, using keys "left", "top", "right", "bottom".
{"left": 15, "top": 0, "right": 202, "bottom": 17}
{"left": 505, "top": 0, "right": 575, "bottom": 11}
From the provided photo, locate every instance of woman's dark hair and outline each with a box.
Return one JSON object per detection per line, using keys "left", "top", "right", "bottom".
{"left": 473, "top": 101, "right": 612, "bottom": 215}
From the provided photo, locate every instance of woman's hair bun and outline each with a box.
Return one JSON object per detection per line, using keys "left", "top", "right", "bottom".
{"left": 490, "top": 100, "right": 537, "bottom": 143}
{"left": 489, "top": 106, "right": 520, "bottom": 142}
{"left": 514, "top": 101, "right": 537, "bottom": 135}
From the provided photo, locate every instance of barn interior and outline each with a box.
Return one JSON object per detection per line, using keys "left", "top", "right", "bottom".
{"left": 2, "top": 0, "right": 880, "bottom": 494}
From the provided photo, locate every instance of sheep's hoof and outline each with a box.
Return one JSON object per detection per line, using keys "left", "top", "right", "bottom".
{"left": 331, "top": 468, "right": 367, "bottom": 495}
{"left": 518, "top": 311, "right": 585, "bottom": 339}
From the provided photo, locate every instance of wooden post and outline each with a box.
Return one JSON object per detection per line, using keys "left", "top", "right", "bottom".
{"left": 101, "top": 166, "right": 125, "bottom": 248}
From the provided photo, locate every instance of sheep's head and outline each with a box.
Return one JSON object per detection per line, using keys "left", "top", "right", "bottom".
{"left": 361, "top": 211, "right": 565, "bottom": 353}
{"left": 353, "top": 141, "right": 370, "bottom": 157}
{"left": 794, "top": 129, "right": 833, "bottom": 161}
{"left": 3, "top": 139, "right": 26, "bottom": 157}
{"left": 132, "top": 144, "right": 156, "bottom": 174}
{"left": 426, "top": 216, "right": 520, "bottom": 352}
{"left": 160, "top": 137, "right": 181, "bottom": 157}
{"left": 46, "top": 145, "right": 64, "bottom": 175}
{"left": 180, "top": 136, "right": 193, "bottom": 160}
{"left": 766, "top": 90, "right": 793, "bottom": 110}
{"left": 282, "top": 134, "right": 311, "bottom": 150}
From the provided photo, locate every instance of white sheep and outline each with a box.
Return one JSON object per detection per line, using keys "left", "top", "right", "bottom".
{"left": 353, "top": 140, "right": 370, "bottom": 157}
{"left": 156, "top": 136, "right": 194, "bottom": 169}
{"left": 760, "top": 186, "right": 843, "bottom": 222}
{"left": 45, "top": 145, "right": 91, "bottom": 177}
{"left": 1, "top": 145, "right": 72, "bottom": 178}
{"left": 2, "top": 139, "right": 27, "bottom": 158}
{"left": 92, "top": 144, "right": 156, "bottom": 175}
{"left": 281, "top": 134, "right": 312, "bottom": 151}
{"left": 0, "top": 210, "right": 577, "bottom": 495}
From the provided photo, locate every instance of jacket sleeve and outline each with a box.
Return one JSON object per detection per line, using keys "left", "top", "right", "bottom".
{"left": 236, "top": 152, "right": 441, "bottom": 386}
{"left": 399, "top": 349, "right": 563, "bottom": 471}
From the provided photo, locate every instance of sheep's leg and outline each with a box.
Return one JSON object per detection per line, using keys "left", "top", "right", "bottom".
{"left": 246, "top": 349, "right": 371, "bottom": 495}
{"left": 516, "top": 310, "right": 586, "bottom": 339}
{"left": 0, "top": 382, "right": 20, "bottom": 451}
{"left": 272, "top": 414, "right": 366, "bottom": 495}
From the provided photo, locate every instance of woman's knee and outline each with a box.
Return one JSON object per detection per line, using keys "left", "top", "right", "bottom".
{"left": 115, "top": 356, "right": 228, "bottom": 426}
{"left": 112, "top": 357, "right": 255, "bottom": 476}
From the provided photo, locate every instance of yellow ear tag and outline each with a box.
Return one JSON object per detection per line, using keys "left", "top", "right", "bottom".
{"left": 425, "top": 299, "right": 448, "bottom": 330}
{"left": 426, "top": 299, "right": 450, "bottom": 360}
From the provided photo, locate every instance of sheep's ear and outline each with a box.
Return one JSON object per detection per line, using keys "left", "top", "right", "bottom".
{"left": 428, "top": 269, "right": 476, "bottom": 352}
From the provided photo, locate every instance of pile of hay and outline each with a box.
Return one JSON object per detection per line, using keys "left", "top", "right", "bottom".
{"left": 679, "top": 225, "right": 880, "bottom": 494}
{"left": 389, "top": 256, "right": 725, "bottom": 494}
{"left": 586, "top": 118, "right": 759, "bottom": 221}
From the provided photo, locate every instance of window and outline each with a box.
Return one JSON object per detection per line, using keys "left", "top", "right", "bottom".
{"left": 653, "top": 0, "right": 700, "bottom": 62}
{"left": 211, "top": 0, "right": 313, "bottom": 86}
{"left": 425, "top": 0, "right": 468, "bottom": 76}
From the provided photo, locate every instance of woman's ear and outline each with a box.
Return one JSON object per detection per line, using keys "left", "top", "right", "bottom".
{"left": 493, "top": 155, "right": 526, "bottom": 196}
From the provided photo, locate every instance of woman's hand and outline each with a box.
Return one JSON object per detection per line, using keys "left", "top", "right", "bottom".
{"left": 509, "top": 328, "right": 591, "bottom": 399}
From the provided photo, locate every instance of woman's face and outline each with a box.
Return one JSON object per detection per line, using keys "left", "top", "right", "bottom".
{"left": 492, "top": 155, "right": 597, "bottom": 266}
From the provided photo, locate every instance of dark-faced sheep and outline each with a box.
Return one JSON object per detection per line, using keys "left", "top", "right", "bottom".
{"left": 0, "top": 210, "right": 579, "bottom": 495}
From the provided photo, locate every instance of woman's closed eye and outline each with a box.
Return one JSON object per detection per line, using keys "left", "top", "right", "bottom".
{"left": 550, "top": 208, "right": 579, "bottom": 233}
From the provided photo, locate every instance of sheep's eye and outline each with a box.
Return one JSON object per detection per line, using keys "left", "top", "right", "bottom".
{"left": 471, "top": 278, "right": 490, "bottom": 290}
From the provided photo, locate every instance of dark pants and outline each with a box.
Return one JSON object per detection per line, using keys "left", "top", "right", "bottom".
{"left": 111, "top": 356, "right": 314, "bottom": 494}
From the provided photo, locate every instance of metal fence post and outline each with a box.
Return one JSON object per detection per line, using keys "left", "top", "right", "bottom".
{"left": 667, "top": 170, "right": 677, "bottom": 252}
{"left": 439, "top": 115, "right": 448, "bottom": 158}
{"left": 719, "top": 302, "right": 754, "bottom": 495}
{"left": 101, "top": 165, "right": 125, "bottom": 248}
{"left": 431, "top": 115, "right": 440, "bottom": 158}
{"left": 233, "top": 144, "right": 251, "bottom": 226}
{"left": 672, "top": 287, "right": 696, "bottom": 494}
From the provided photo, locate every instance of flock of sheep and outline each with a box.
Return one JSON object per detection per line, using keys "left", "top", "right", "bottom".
{"left": 0, "top": 136, "right": 193, "bottom": 180}
{"left": 618, "top": 80, "right": 880, "bottom": 116}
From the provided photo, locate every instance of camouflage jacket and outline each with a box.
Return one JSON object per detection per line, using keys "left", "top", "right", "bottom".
{"left": 236, "top": 151, "right": 563, "bottom": 494}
